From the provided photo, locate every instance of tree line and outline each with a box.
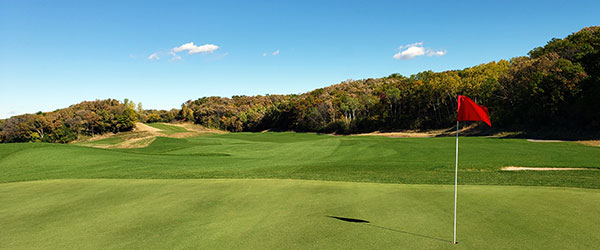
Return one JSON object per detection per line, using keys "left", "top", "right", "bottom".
{"left": 0, "top": 99, "right": 138, "bottom": 143}
{"left": 184, "top": 26, "right": 599, "bottom": 133}
{"left": 1, "top": 26, "right": 598, "bottom": 143}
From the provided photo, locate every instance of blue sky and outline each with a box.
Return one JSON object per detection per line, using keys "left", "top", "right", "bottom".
{"left": 1, "top": 0, "right": 598, "bottom": 118}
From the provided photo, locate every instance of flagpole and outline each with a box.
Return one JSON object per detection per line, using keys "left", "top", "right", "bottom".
{"left": 453, "top": 120, "right": 459, "bottom": 244}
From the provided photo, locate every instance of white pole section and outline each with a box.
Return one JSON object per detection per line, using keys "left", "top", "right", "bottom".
{"left": 453, "top": 121, "right": 459, "bottom": 244}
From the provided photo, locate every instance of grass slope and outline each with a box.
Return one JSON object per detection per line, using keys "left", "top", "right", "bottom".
{"left": 146, "top": 123, "right": 189, "bottom": 134}
{"left": 1, "top": 133, "right": 599, "bottom": 188}
{"left": 1, "top": 179, "right": 598, "bottom": 250}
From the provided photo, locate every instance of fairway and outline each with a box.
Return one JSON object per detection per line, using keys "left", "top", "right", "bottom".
{"left": 145, "top": 123, "right": 190, "bottom": 135}
{"left": 1, "top": 132, "right": 599, "bottom": 188}
{"left": 1, "top": 132, "right": 600, "bottom": 249}
{"left": 1, "top": 179, "right": 598, "bottom": 249}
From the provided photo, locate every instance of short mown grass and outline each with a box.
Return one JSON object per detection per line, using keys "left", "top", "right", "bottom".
{"left": 146, "top": 123, "right": 189, "bottom": 134}
{"left": 0, "top": 179, "right": 598, "bottom": 250}
{"left": 1, "top": 133, "right": 599, "bottom": 188}
{"left": 1, "top": 132, "right": 600, "bottom": 249}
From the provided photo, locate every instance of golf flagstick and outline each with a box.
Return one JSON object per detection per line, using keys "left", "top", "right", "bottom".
{"left": 453, "top": 121, "right": 459, "bottom": 244}
{"left": 454, "top": 95, "right": 491, "bottom": 245}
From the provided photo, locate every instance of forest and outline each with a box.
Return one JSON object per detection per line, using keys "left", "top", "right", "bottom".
{"left": 1, "top": 26, "right": 598, "bottom": 143}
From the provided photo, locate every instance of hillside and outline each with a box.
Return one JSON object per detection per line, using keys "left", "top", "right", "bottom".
{"left": 1, "top": 26, "right": 599, "bottom": 143}
{"left": 180, "top": 26, "right": 599, "bottom": 134}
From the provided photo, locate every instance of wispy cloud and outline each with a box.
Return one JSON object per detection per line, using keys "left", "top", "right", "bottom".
{"left": 393, "top": 42, "right": 446, "bottom": 60}
{"left": 169, "top": 51, "right": 182, "bottom": 61}
{"left": 398, "top": 42, "right": 423, "bottom": 49}
{"left": 148, "top": 53, "right": 160, "bottom": 61}
{"left": 426, "top": 50, "right": 447, "bottom": 56}
{"left": 263, "top": 49, "right": 280, "bottom": 57}
{"left": 217, "top": 52, "right": 229, "bottom": 59}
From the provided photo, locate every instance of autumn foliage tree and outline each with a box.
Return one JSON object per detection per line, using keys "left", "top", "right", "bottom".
{"left": 2, "top": 26, "right": 599, "bottom": 142}
{"left": 181, "top": 27, "right": 598, "bottom": 133}
{"left": 1, "top": 99, "right": 138, "bottom": 143}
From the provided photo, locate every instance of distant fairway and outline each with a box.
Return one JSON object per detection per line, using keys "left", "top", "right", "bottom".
{"left": 1, "top": 132, "right": 599, "bottom": 188}
{"left": 1, "top": 132, "right": 600, "bottom": 249}
{"left": 146, "top": 122, "right": 190, "bottom": 134}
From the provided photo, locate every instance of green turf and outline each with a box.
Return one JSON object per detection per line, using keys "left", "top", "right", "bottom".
{"left": 1, "top": 133, "right": 600, "bottom": 249}
{"left": 1, "top": 133, "right": 599, "bottom": 188}
{"left": 146, "top": 123, "right": 189, "bottom": 134}
{"left": 0, "top": 179, "right": 598, "bottom": 250}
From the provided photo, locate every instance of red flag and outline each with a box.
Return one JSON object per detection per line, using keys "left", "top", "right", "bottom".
{"left": 457, "top": 95, "right": 491, "bottom": 127}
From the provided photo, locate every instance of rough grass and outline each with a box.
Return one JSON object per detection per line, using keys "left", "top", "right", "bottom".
{"left": 0, "top": 179, "right": 598, "bottom": 250}
{"left": 80, "top": 136, "right": 124, "bottom": 146}
{"left": 1, "top": 133, "right": 599, "bottom": 188}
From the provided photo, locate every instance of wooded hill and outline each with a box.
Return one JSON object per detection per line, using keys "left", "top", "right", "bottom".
{"left": 1, "top": 26, "right": 599, "bottom": 143}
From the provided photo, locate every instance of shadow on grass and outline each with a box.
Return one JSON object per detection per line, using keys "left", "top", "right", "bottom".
{"left": 327, "top": 216, "right": 370, "bottom": 223}
{"left": 326, "top": 216, "right": 451, "bottom": 244}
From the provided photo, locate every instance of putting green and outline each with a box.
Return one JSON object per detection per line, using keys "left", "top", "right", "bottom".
{"left": 1, "top": 179, "right": 598, "bottom": 249}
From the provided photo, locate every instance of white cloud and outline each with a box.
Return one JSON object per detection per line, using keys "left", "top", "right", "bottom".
{"left": 148, "top": 53, "right": 160, "bottom": 61}
{"left": 172, "top": 42, "right": 219, "bottom": 54}
{"left": 263, "top": 52, "right": 267, "bottom": 56}
{"left": 426, "top": 49, "right": 447, "bottom": 56}
{"left": 147, "top": 42, "right": 220, "bottom": 61}
{"left": 394, "top": 46, "right": 425, "bottom": 60}
{"left": 398, "top": 42, "right": 423, "bottom": 49}
{"left": 393, "top": 42, "right": 446, "bottom": 60}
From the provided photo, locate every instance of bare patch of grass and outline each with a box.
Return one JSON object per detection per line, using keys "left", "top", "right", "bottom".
{"left": 169, "top": 122, "right": 227, "bottom": 134}
{"left": 117, "top": 136, "right": 156, "bottom": 148}
{"left": 578, "top": 140, "right": 600, "bottom": 147}
{"left": 352, "top": 123, "right": 480, "bottom": 138}
{"left": 501, "top": 166, "right": 596, "bottom": 171}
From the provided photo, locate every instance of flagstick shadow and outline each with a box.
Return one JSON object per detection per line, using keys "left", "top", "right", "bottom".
{"left": 326, "top": 216, "right": 451, "bottom": 244}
